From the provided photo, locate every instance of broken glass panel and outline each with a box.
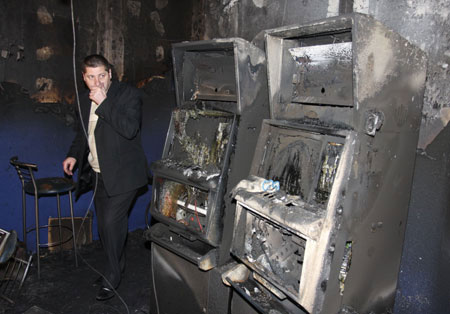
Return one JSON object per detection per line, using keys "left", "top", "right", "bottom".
{"left": 257, "top": 128, "right": 322, "bottom": 199}
{"left": 166, "top": 108, "right": 233, "bottom": 172}
{"left": 241, "top": 210, "right": 306, "bottom": 298}
{"left": 154, "top": 177, "right": 209, "bottom": 233}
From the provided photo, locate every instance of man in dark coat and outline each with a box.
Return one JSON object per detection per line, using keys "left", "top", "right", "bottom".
{"left": 63, "top": 54, "right": 148, "bottom": 301}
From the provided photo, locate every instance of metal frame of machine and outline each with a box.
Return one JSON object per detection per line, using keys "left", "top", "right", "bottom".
{"left": 223, "top": 13, "right": 427, "bottom": 314}
{"left": 146, "top": 38, "right": 270, "bottom": 314}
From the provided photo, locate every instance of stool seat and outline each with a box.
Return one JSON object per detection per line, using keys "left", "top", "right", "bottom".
{"left": 24, "top": 177, "right": 74, "bottom": 196}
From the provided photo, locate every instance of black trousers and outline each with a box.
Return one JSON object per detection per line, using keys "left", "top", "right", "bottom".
{"left": 93, "top": 172, "right": 138, "bottom": 289}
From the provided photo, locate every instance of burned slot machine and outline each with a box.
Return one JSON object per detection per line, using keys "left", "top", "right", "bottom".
{"left": 222, "top": 13, "right": 427, "bottom": 314}
{"left": 145, "top": 38, "right": 270, "bottom": 314}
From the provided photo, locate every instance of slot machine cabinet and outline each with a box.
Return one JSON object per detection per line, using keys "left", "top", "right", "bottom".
{"left": 223, "top": 13, "right": 427, "bottom": 314}
{"left": 146, "top": 38, "right": 270, "bottom": 314}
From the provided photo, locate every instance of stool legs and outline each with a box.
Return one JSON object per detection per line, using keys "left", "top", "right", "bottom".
{"left": 34, "top": 194, "right": 41, "bottom": 279}
{"left": 56, "top": 194, "right": 63, "bottom": 258}
{"left": 68, "top": 191, "right": 78, "bottom": 267}
{"left": 28, "top": 191, "right": 78, "bottom": 280}
{"left": 22, "top": 188, "right": 27, "bottom": 249}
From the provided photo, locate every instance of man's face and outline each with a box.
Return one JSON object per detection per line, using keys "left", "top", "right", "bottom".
{"left": 83, "top": 66, "right": 112, "bottom": 91}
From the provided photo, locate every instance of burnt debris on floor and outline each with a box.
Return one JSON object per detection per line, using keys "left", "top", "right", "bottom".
{"left": 0, "top": 229, "right": 152, "bottom": 314}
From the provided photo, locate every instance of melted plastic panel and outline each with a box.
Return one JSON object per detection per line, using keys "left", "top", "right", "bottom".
{"left": 182, "top": 49, "right": 237, "bottom": 102}
{"left": 241, "top": 210, "right": 306, "bottom": 299}
{"left": 154, "top": 178, "right": 209, "bottom": 233}
{"left": 167, "top": 109, "right": 233, "bottom": 172}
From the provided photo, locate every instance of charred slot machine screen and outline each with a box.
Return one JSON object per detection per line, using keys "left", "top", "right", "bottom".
{"left": 148, "top": 38, "right": 269, "bottom": 253}
{"left": 230, "top": 120, "right": 348, "bottom": 306}
{"left": 152, "top": 109, "right": 234, "bottom": 236}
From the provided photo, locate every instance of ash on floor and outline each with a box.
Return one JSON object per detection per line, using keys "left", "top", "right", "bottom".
{"left": 1, "top": 229, "right": 152, "bottom": 314}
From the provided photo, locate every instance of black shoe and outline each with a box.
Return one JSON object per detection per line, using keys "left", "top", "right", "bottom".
{"left": 93, "top": 276, "right": 103, "bottom": 287}
{"left": 96, "top": 286, "right": 115, "bottom": 301}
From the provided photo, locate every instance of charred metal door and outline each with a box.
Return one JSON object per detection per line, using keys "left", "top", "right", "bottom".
{"left": 223, "top": 13, "right": 427, "bottom": 314}
{"left": 145, "top": 38, "right": 270, "bottom": 314}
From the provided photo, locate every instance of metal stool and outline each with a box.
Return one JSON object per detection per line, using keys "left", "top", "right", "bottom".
{"left": 9, "top": 156, "right": 78, "bottom": 279}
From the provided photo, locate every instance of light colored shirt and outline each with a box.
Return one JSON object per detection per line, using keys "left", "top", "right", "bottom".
{"left": 87, "top": 101, "right": 100, "bottom": 173}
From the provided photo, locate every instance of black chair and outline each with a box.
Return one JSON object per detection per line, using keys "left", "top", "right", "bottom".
{"left": 9, "top": 156, "right": 78, "bottom": 279}
{"left": 0, "top": 229, "right": 33, "bottom": 304}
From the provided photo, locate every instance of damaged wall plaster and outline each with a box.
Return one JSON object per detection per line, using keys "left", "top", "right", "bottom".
{"left": 1, "top": 0, "right": 194, "bottom": 123}
{"left": 31, "top": 77, "right": 61, "bottom": 103}
{"left": 37, "top": 5, "right": 53, "bottom": 24}
{"left": 0, "top": 1, "right": 75, "bottom": 122}
{"left": 127, "top": 0, "right": 141, "bottom": 17}
{"left": 191, "top": 1, "right": 206, "bottom": 40}
{"left": 200, "top": 0, "right": 328, "bottom": 49}
{"left": 36, "top": 46, "right": 54, "bottom": 61}
{"left": 156, "top": 45, "right": 164, "bottom": 62}
{"left": 156, "top": 0, "right": 169, "bottom": 10}
{"left": 224, "top": 0, "right": 239, "bottom": 13}
{"left": 75, "top": 0, "right": 195, "bottom": 84}
{"left": 96, "top": 0, "right": 125, "bottom": 80}
{"left": 150, "top": 11, "right": 166, "bottom": 36}
{"left": 252, "top": 0, "right": 265, "bottom": 8}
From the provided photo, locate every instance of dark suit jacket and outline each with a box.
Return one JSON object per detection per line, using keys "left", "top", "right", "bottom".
{"left": 67, "top": 80, "right": 149, "bottom": 198}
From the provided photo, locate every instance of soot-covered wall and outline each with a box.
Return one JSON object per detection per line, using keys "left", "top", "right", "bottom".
{"left": 0, "top": 0, "right": 194, "bottom": 248}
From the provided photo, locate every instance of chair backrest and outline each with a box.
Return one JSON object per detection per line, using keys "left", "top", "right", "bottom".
{"left": 9, "top": 156, "right": 38, "bottom": 192}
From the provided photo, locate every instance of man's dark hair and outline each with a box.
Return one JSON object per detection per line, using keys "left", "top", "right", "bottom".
{"left": 82, "top": 54, "right": 111, "bottom": 73}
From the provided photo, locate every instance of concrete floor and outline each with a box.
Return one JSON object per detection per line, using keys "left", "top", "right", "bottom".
{"left": 1, "top": 222, "right": 449, "bottom": 314}
{"left": 0, "top": 229, "right": 151, "bottom": 314}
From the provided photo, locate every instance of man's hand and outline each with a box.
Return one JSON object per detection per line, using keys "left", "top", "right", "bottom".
{"left": 89, "top": 86, "right": 107, "bottom": 105}
{"left": 63, "top": 157, "right": 77, "bottom": 176}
